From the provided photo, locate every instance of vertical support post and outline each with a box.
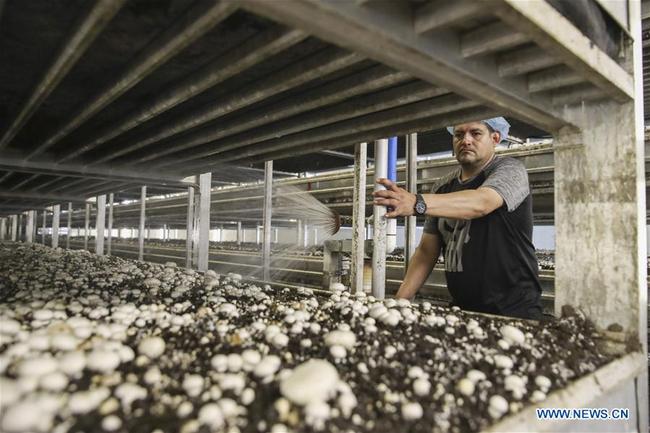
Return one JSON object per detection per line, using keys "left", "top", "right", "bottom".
{"left": 256, "top": 225, "right": 261, "bottom": 244}
{"left": 186, "top": 186, "right": 195, "bottom": 268}
{"left": 41, "top": 210, "right": 47, "bottom": 244}
{"left": 66, "top": 203, "right": 72, "bottom": 249}
{"left": 312, "top": 227, "right": 318, "bottom": 245}
{"left": 52, "top": 205, "right": 60, "bottom": 248}
{"left": 351, "top": 142, "right": 367, "bottom": 293}
{"left": 273, "top": 227, "right": 278, "bottom": 244}
{"left": 96, "top": 194, "right": 106, "bottom": 256}
{"left": 107, "top": 193, "right": 114, "bottom": 255}
{"left": 26, "top": 210, "right": 35, "bottom": 243}
{"left": 237, "top": 221, "right": 242, "bottom": 245}
{"left": 405, "top": 133, "right": 418, "bottom": 271}
{"left": 197, "top": 173, "right": 211, "bottom": 272}
{"left": 10, "top": 215, "right": 17, "bottom": 241}
{"left": 386, "top": 137, "right": 398, "bottom": 254}
{"left": 138, "top": 186, "right": 146, "bottom": 260}
{"left": 17, "top": 214, "right": 23, "bottom": 241}
{"left": 0, "top": 218, "right": 5, "bottom": 241}
{"left": 372, "top": 138, "right": 388, "bottom": 299}
{"left": 262, "top": 160, "right": 273, "bottom": 281}
{"left": 83, "top": 203, "right": 90, "bottom": 250}
{"left": 303, "top": 224, "right": 309, "bottom": 247}
{"left": 297, "top": 219, "right": 303, "bottom": 246}
{"left": 192, "top": 182, "right": 200, "bottom": 266}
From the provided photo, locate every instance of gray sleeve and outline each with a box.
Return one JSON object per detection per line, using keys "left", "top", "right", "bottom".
{"left": 481, "top": 157, "right": 530, "bottom": 212}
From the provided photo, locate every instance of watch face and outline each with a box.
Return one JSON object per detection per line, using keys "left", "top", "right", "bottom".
{"left": 415, "top": 201, "right": 426, "bottom": 215}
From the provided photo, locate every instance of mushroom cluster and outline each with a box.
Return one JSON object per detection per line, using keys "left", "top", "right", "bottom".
{"left": 0, "top": 242, "right": 613, "bottom": 432}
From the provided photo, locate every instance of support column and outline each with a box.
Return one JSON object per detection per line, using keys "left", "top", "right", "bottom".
{"left": 631, "top": 9, "right": 649, "bottom": 422}
{"left": 237, "top": 221, "right": 242, "bottom": 245}
{"left": 26, "top": 210, "right": 35, "bottom": 243}
{"left": 262, "top": 160, "right": 273, "bottom": 281}
{"left": 273, "top": 227, "right": 278, "bottom": 244}
{"left": 84, "top": 203, "right": 90, "bottom": 250}
{"left": 297, "top": 219, "right": 303, "bottom": 247}
{"left": 96, "top": 194, "right": 106, "bottom": 256}
{"left": 351, "top": 142, "right": 367, "bottom": 293}
{"left": 10, "top": 215, "right": 17, "bottom": 241}
{"left": 41, "top": 210, "right": 47, "bottom": 244}
{"left": 52, "top": 205, "right": 60, "bottom": 248}
{"left": 107, "top": 193, "right": 114, "bottom": 255}
{"left": 256, "top": 225, "right": 261, "bottom": 244}
{"left": 303, "top": 224, "right": 308, "bottom": 248}
{"left": 197, "top": 173, "right": 211, "bottom": 272}
{"left": 186, "top": 185, "right": 195, "bottom": 268}
{"left": 17, "top": 214, "right": 23, "bottom": 242}
{"left": 138, "top": 186, "right": 146, "bottom": 261}
{"left": 0, "top": 218, "right": 6, "bottom": 241}
{"left": 66, "top": 203, "right": 72, "bottom": 249}
{"left": 555, "top": 113, "right": 645, "bottom": 330}
{"left": 372, "top": 138, "right": 388, "bottom": 299}
{"left": 405, "top": 133, "right": 418, "bottom": 271}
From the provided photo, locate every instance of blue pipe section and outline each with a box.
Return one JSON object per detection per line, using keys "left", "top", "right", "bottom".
{"left": 387, "top": 136, "right": 397, "bottom": 182}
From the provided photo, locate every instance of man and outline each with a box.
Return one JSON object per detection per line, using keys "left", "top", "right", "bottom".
{"left": 373, "top": 117, "right": 543, "bottom": 320}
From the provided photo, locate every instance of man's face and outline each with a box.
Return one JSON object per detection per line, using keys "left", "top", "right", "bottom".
{"left": 452, "top": 122, "right": 500, "bottom": 166}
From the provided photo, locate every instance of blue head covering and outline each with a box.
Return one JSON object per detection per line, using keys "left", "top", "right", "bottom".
{"left": 446, "top": 117, "right": 510, "bottom": 143}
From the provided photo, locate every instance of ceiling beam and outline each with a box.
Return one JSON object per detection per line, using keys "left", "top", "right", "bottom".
{"left": 25, "top": 1, "right": 238, "bottom": 160}
{"left": 239, "top": 0, "right": 572, "bottom": 132}
{"left": 489, "top": 0, "right": 633, "bottom": 102}
{"left": 0, "top": 0, "right": 125, "bottom": 149}
{"left": 0, "top": 189, "right": 88, "bottom": 203}
{"left": 0, "top": 156, "right": 194, "bottom": 188}
{"left": 58, "top": 27, "right": 307, "bottom": 162}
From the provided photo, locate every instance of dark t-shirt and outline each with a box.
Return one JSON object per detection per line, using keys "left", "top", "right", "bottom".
{"left": 423, "top": 156, "right": 543, "bottom": 320}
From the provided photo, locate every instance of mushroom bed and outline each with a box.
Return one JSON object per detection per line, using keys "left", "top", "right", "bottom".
{"left": 0, "top": 243, "right": 613, "bottom": 433}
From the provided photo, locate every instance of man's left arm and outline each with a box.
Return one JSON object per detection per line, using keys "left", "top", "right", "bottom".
{"left": 373, "top": 158, "right": 528, "bottom": 219}
{"left": 420, "top": 188, "right": 503, "bottom": 220}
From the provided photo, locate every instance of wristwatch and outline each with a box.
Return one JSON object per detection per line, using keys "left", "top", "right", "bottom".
{"left": 414, "top": 194, "right": 427, "bottom": 216}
